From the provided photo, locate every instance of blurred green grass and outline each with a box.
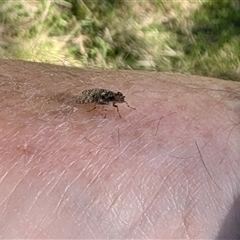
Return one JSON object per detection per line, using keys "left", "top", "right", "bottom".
{"left": 0, "top": 0, "right": 240, "bottom": 80}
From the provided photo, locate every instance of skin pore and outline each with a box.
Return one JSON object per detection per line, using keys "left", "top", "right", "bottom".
{"left": 0, "top": 59, "right": 240, "bottom": 238}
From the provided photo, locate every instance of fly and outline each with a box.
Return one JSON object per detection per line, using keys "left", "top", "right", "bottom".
{"left": 76, "top": 88, "right": 136, "bottom": 118}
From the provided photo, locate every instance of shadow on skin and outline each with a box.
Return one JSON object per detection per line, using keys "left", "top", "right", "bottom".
{"left": 217, "top": 194, "right": 240, "bottom": 239}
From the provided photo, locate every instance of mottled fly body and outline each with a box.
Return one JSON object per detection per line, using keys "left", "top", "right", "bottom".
{"left": 76, "top": 88, "right": 135, "bottom": 118}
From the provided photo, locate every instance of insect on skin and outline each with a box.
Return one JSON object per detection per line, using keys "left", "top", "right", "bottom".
{"left": 76, "top": 88, "right": 136, "bottom": 118}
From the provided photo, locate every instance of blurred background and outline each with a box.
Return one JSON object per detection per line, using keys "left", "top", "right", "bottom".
{"left": 0, "top": 0, "right": 240, "bottom": 80}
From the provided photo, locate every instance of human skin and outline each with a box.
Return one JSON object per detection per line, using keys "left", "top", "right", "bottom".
{"left": 0, "top": 59, "right": 240, "bottom": 239}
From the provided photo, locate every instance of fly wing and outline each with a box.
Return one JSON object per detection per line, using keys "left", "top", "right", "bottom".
{"left": 76, "top": 89, "right": 112, "bottom": 105}
{"left": 76, "top": 92, "right": 95, "bottom": 104}
{"left": 75, "top": 95, "right": 86, "bottom": 104}
{"left": 81, "top": 89, "right": 93, "bottom": 95}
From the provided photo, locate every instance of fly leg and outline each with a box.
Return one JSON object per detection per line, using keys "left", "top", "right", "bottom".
{"left": 124, "top": 101, "right": 136, "bottom": 110}
{"left": 113, "top": 103, "right": 122, "bottom": 118}
{"left": 87, "top": 104, "right": 97, "bottom": 112}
